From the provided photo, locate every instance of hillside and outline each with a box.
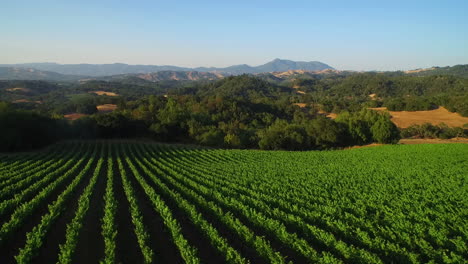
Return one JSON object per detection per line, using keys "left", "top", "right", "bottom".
{"left": 370, "top": 107, "right": 468, "bottom": 128}
{"left": 0, "top": 67, "right": 84, "bottom": 81}
{"left": 1, "top": 59, "right": 334, "bottom": 76}
{"left": 100, "top": 71, "right": 225, "bottom": 82}
{"left": 405, "top": 64, "right": 468, "bottom": 78}
{"left": 0, "top": 63, "right": 191, "bottom": 77}
{"left": 0, "top": 80, "right": 62, "bottom": 95}
{"left": 2, "top": 62, "right": 467, "bottom": 82}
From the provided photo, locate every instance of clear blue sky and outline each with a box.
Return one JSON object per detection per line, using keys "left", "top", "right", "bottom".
{"left": 1, "top": 0, "right": 467, "bottom": 70}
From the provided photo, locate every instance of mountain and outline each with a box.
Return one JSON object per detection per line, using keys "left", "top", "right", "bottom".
{"left": 0, "top": 67, "right": 84, "bottom": 81}
{"left": 0, "top": 59, "right": 334, "bottom": 76}
{"left": 255, "top": 59, "right": 333, "bottom": 73}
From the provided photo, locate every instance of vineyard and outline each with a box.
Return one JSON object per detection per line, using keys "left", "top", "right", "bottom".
{"left": 0, "top": 141, "right": 467, "bottom": 264}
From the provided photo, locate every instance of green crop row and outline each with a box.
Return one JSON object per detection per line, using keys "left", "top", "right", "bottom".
{"left": 0, "top": 141, "right": 466, "bottom": 264}
{"left": 15, "top": 145, "right": 98, "bottom": 263}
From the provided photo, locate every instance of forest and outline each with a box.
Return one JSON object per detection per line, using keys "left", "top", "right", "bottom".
{"left": 0, "top": 72, "right": 467, "bottom": 152}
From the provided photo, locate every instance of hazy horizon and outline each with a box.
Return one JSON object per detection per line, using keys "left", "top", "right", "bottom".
{"left": 2, "top": 0, "right": 467, "bottom": 71}
{"left": 3, "top": 59, "right": 466, "bottom": 73}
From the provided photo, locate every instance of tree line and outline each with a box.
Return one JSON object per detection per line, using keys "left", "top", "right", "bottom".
{"left": 1, "top": 74, "right": 467, "bottom": 152}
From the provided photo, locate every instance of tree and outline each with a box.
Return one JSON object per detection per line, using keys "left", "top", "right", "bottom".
{"left": 224, "top": 133, "right": 241, "bottom": 148}
{"left": 76, "top": 103, "right": 97, "bottom": 114}
{"left": 335, "top": 111, "right": 373, "bottom": 145}
{"left": 306, "top": 116, "right": 347, "bottom": 148}
{"left": 0, "top": 109, "right": 59, "bottom": 151}
{"left": 197, "top": 127, "right": 224, "bottom": 146}
{"left": 258, "top": 119, "right": 308, "bottom": 150}
{"left": 370, "top": 116, "right": 400, "bottom": 143}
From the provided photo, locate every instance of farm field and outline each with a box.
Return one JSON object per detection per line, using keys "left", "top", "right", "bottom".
{"left": 0, "top": 141, "right": 467, "bottom": 263}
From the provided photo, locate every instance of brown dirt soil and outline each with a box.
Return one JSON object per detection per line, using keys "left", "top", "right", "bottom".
{"left": 271, "top": 69, "right": 342, "bottom": 78}
{"left": 97, "top": 104, "right": 117, "bottom": 112}
{"left": 345, "top": 143, "right": 383, "bottom": 149}
{"left": 399, "top": 138, "right": 468, "bottom": 144}
{"left": 290, "top": 84, "right": 306, "bottom": 94}
{"left": 272, "top": 70, "right": 308, "bottom": 78}
{"left": 317, "top": 110, "right": 338, "bottom": 119}
{"left": 12, "top": 99, "right": 42, "bottom": 104}
{"left": 404, "top": 67, "right": 436, "bottom": 74}
{"left": 64, "top": 113, "right": 88, "bottom": 120}
{"left": 6, "top": 87, "right": 32, "bottom": 93}
{"left": 345, "top": 139, "right": 467, "bottom": 149}
{"left": 293, "top": 103, "right": 307, "bottom": 108}
{"left": 89, "top": 91, "right": 119, "bottom": 96}
{"left": 369, "top": 107, "right": 468, "bottom": 128}
{"left": 12, "top": 99, "right": 30, "bottom": 103}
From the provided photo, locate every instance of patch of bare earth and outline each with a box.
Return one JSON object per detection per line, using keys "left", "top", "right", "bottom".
{"left": 12, "top": 99, "right": 42, "bottom": 104}
{"left": 272, "top": 70, "right": 308, "bottom": 78}
{"left": 89, "top": 91, "right": 118, "bottom": 96}
{"left": 345, "top": 139, "right": 468, "bottom": 149}
{"left": 290, "top": 84, "right": 306, "bottom": 94}
{"left": 171, "top": 72, "right": 180, "bottom": 80}
{"left": 293, "top": 103, "right": 307, "bottom": 108}
{"left": 404, "top": 67, "right": 436, "bottom": 74}
{"left": 317, "top": 110, "right": 338, "bottom": 119}
{"left": 97, "top": 104, "right": 117, "bottom": 112}
{"left": 369, "top": 107, "right": 468, "bottom": 128}
{"left": 399, "top": 138, "right": 468, "bottom": 144}
{"left": 6, "top": 87, "right": 32, "bottom": 93}
{"left": 213, "top": 72, "right": 225, "bottom": 78}
{"left": 271, "top": 69, "right": 342, "bottom": 78}
{"left": 64, "top": 113, "right": 87, "bottom": 120}
{"left": 345, "top": 143, "right": 383, "bottom": 149}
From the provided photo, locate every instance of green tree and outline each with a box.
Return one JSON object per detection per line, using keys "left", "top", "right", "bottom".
{"left": 306, "top": 116, "right": 346, "bottom": 148}
{"left": 370, "top": 116, "right": 400, "bottom": 143}
{"left": 258, "top": 119, "right": 308, "bottom": 150}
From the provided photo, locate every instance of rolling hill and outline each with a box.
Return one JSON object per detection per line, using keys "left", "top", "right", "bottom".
{"left": 99, "top": 71, "right": 225, "bottom": 82}
{"left": 1, "top": 59, "right": 334, "bottom": 77}
{"left": 0, "top": 67, "right": 84, "bottom": 81}
{"left": 405, "top": 64, "right": 468, "bottom": 78}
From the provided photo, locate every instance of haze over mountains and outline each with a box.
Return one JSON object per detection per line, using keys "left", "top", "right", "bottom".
{"left": 0, "top": 67, "right": 85, "bottom": 81}
{"left": 1, "top": 59, "right": 467, "bottom": 82}
{"left": 0, "top": 59, "right": 333, "bottom": 77}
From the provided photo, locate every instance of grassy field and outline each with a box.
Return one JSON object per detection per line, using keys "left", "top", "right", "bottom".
{"left": 370, "top": 107, "right": 468, "bottom": 128}
{"left": 0, "top": 141, "right": 467, "bottom": 263}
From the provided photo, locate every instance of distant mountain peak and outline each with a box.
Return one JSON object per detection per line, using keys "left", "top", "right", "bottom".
{"left": 256, "top": 59, "right": 334, "bottom": 73}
